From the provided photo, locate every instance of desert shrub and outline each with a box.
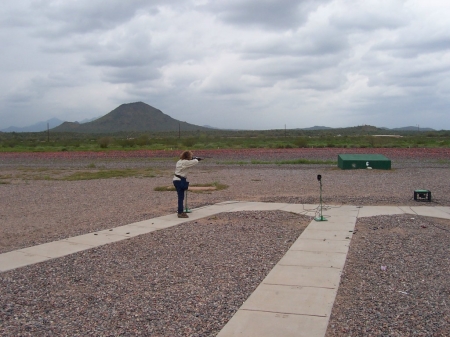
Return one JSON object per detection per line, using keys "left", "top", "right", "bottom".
{"left": 136, "top": 135, "right": 150, "bottom": 146}
{"left": 294, "top": 137, "right": 308, "bottom": 148}
{"left": 183, "top": 137, "right": 197, "bottom": 147}
{"left": 149, "top": 143, "right": 165, "bottom": 150}
{"left": 118, "top": 139, "right": 136, "bottom": 148}
{"left": 2, "top": 140, "right": 17, "bottom": 148}
{"left": 98, "top": 137, "right": 113, "bottom": 148}
{"left": 164, "top": 138, "right": 179, "bottom": 146}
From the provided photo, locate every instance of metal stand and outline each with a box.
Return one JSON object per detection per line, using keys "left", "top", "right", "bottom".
{"left": 184, "top": 189, "right": 192, "bottom": 213}
{"left": 315, "top": 179, "right": 327, "bottom": 222}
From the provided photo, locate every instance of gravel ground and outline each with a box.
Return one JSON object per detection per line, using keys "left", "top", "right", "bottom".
{"left": 326, "top": 214, "right": 450, "bottom": 337}
{"left": 0, "top": 211, "right": 309, "bottom": 336}
{"left": 1, "top": 156, "right": 449, "bottom": 254}
{"left": 1, "top": 149, "right": 449, "bottom": 336}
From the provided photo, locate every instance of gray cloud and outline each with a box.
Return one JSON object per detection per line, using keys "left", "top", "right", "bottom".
{"left": 4, "top": 72, "right": 82, "bottom": 105}
{"left": 375, "top": 35, "right": 450, "bottom": 59}
{"left": 30, "top": 0, "right": 155, "bottom": 37}
{"left": 240, "top": 27, "right": 348, "bottom": 58}
{"left": 102, "top": 67, "right": 161, "bottom": 84}
{"left": 328, "top": 1, "right": 407, "bottom": 32}
{"left": 0, "top": 0, "right": 449, "bottom": 130}
{"left": 202, "top": 0, "right": 332, "bottom": 30}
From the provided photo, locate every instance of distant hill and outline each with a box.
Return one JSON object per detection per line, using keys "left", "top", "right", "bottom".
{"left": 300, "top": 126, "right": 332, "bottom": 130}
{"left": 299, "top": 125, "right": 435, "bottom": 132}
{"left": 0, "top": 116, "right": 99, "bottom": 133}
{"left": 391, "top": 126, "right": 435, "bottom": 131}
{"left": 78, "top": 116, "right": 100, "bottom": 124}
{"left": 52, "top": 102, "right": 210, "bottom": 133}
{"left": 1, "top": 118, "right": 64, "bottom": 132}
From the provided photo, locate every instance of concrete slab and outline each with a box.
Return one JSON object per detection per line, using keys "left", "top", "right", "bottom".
{"left": 154, "top": 204, "right": 247, "bottom": 224}
{"left": 288, "top": 206, "right": 358, "bottom": 221}
{"left": 129, "top": 217, "right": 186, "bottom": 229}
{"left": 436, "top": 206, "right": 450, "bottom": 216}
{"left": 100, "top": 225, "right": 160, "bottom": 237}
{"left": 398, "top": 206, "right": 416, "bottom": 215}
{"left": 323, "top": 206, "right": 359, "bottom": 216}
{"left": 217, "top": 310, "right": 328, "bottom": 337}
{"left": 64, "top": 232, "right": 128, "bottom": 246}
{"left": 225, "top": 202, "right": 288, "bottom": 212}
{"left": 278, "top": 250, "right": 347, "bottom": 269}
{"left": 325, "top": 216, "right": 357, "bottom": 223}
{"left": 290, "top": 238, "right": 350, "bottom": 254}
{"left": 188, "top": 206, "right": 245, "bottom": 218}
{"left": 17, "top": 241, "right": 94, "bottom": 258}
{"left": 241, "top": 284, "right": 336, "bottom": 317}
{"left": 300, "top": 229, "right": 353, "bottom": 241}
{"left": 215, "top": 201, "right": 242, "bottom": 205}
{"left": 221, "top": 202, "right": 261, "bottom": 212}
{"left": 192, "top": 203, "right": 248, "bottom": 213}
{"left": 153, "top": 214, "right": 196, "bottom": 223}
{"left": 279, "top": 204, "right": 318, "bottom": 216}
{"left": 263, "top": 265, "right": 342, "bottom": 288}
{"left": 180, "top": 211, "right": 230, "bottom": 221}
{"left": 356, "top": 206, "right": 405, "bottom": 217}
{"left": 307, "top": 220, "right": 356, "bottom": 232}
{"left": 138, "top": 215, "right": 207, "bottom": 228}
{"left": 302, "top": 204, "right": 320, "bottom": 210}
{"left": 409, "top": 206, "right": 450, "bottom": 219}
{"left": 0, "top": 251, "right": 51, "bottom": 272}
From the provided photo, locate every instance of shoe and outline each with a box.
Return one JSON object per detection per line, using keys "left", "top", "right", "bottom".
{"left": 178, "top": 212, "right": 189, "bottom": 218}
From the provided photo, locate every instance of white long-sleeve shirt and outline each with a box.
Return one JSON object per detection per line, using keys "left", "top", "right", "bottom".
{"left": 173, "top": 159, "right": 199, "bottom": 181}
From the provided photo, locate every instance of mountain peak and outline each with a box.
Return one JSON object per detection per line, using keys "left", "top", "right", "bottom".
{"left": 51, "top": 102, "right": 209, "bottom": 133}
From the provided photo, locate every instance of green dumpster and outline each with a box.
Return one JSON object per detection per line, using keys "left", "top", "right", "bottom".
{"left": 338, "top": 154, "right": 391, "bottom": 170}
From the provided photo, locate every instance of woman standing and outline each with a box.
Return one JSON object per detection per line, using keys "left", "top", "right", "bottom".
{"left": 173, "top": 150, "right": 202, "bottom": 218}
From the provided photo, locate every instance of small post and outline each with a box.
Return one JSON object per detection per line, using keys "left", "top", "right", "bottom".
{"left": 315, "top": 175, "right": 327, "bottom": 222}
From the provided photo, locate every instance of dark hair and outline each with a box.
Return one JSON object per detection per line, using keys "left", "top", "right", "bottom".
{"left": 180, "top": 150, "right": 193, "bottom": 160}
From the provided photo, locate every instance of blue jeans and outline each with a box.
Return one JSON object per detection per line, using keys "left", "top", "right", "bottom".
{"left": 173, "top": 180, "right": 185, "bottom": 213}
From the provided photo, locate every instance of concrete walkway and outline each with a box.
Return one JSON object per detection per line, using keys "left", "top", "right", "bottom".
{"left": 1, "top": 202, "right": 449, "bottom": 336}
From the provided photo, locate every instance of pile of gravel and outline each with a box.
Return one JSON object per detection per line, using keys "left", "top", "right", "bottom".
{"left": 326, "top": 214, "right": 450, "bottom": 336}
{"left": 0, "top": 210, "right": 310, "bottom": 336}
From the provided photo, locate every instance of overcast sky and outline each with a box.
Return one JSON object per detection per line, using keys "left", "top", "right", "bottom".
{"left": 1, "top": 0, "right": 449, "bottom": 130}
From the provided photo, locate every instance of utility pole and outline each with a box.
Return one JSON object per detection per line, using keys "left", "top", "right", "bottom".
{"left": 47, "top": 123, "right": 49, "bottom": 142}
{"left": 179, "top": 123, "right": 181, "bottom": 139}
{"left": 285, "top": 124, "right": 286, "bottom": 137}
